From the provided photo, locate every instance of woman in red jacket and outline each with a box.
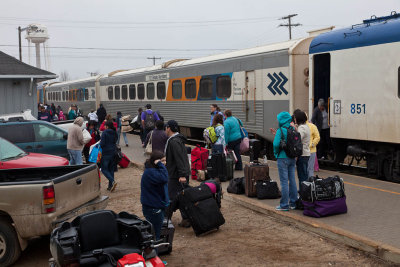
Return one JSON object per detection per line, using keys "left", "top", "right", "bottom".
{"left": 99, "top": 114, "right": 118, "bottom": 132}
{"left": 83, "top": 121, "right": 100, "bottom": 163}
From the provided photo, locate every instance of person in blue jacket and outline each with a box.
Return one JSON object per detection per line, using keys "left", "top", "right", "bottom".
{"left": 272, "top": 111, "right": 297, "bottom": 211}
{"left": 210, "top": 104, "right": 224, "bottom": 126}
{"left": 141, "top": 150, "right": 169, "bottom": 240}
{"left": 224, "top": 109, "right": 243, "bottom": 170}
{"left": 100, "top": 121, "right": 118, "bottom": 192}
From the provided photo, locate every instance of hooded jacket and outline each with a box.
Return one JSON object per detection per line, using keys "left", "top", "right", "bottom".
{"left": 67, "top": 117, "right": 84, "bottom": 150}
{"left": 273, "top": 112, "right": 293, "bottom": 159}
{"left": 165, "top": 133, "right": 190, "bottom": 180}
{"left": 141, "top": 161, "right": 169, "bottom": 209}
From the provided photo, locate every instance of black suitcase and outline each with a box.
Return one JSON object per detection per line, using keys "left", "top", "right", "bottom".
{"left": 179, "top": 184, "right": 225, "bottom": 236}
{"left": 256, "top": 180, "right": 281, "bottom": 199}
{"left": 207, "top": 153, "right": 227, "bottom": 181}
{"left": 158, "top": 218, "right": 175, "bottom": 255}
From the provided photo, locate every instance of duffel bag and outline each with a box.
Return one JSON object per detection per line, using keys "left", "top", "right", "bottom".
{"left": 256, "top": 180, "right": 281, "bottom": 199}
{"left": 227, "top": 177, "right": 245, "bottom": 194}
{"left": 303, "top": 197, "right": 347, "bottom": 218}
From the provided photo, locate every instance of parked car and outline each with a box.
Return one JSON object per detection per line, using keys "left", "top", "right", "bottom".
{"left": 0, "top": 120, "right": 69, "bottom": 158}
{"left": 0, "top": 164, "right": 109, "bottom": 265}
{"left": 0, "top": 137, "right": 69, "bottom": 169}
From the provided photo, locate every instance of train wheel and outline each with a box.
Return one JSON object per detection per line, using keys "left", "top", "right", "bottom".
{"left": 382, "top": 159, "right": 393, "bottom": 182}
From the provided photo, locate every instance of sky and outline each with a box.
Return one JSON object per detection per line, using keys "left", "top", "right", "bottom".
{"left": 0, "top": 0, "right": 398, "bottom": 80}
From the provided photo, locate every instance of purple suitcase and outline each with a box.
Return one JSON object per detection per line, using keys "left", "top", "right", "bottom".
{"left": 302, "top": 197, "right": 347, "bottom": 218}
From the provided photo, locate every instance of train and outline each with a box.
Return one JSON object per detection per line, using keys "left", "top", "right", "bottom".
{"left": 43, "top": 12, "right": 400, "bottom": 181}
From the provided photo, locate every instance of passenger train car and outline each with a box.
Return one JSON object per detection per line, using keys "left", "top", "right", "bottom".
{"left": 45, "top": 12, "right": 400, "bottom": 181}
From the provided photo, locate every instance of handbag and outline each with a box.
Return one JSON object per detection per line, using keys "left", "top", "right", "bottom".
{"left": 240, "top": 137, "right": 250, "bottom": 154}
{"left": 144, "top": 131, "right": 153, "bottom": 155}
{"left": 236, "top": 118, "right": 248, "bottom": 139}
{"left": 82, "top": 129, "right": 92, "bottom": 144}
{"left": 88, "top": 144, "right": 102, "bottom": 163}
{"left": 256, "top": 180, "right": 281, "bottom": 199}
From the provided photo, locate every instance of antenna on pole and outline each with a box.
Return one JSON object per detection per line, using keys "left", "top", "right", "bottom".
{"left": 147, "top": 56, "right": 161, "bottom": 66}
{"left": 279, "top": 14, "right": 302, "bottom": 40}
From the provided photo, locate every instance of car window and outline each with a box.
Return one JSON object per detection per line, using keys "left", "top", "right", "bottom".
{"left": 0, "top": 138, "right": 25, "bottom": 161}
{"left": 0, "top": 124, "right": 35, "bottom": 143}
{"left": 34, "top": 124, "right": 64, "bottom": 142}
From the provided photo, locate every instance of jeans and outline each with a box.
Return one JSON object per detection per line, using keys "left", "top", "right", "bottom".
{"left": 101, "top": 153, "right": 115, "bottom": 188}
{"left": 227, "top": 138, "right": 242, "bottom": 170}
{"left": 68, "top": 149, "right": 83, "bottom": 165}
{"left": 117, "top": 130, "right": 129, "bottom": 145}
{"left": 277, "top": 158, "right": 297, "bottom": 209}
{"left": 142, "top": 206, "right": 165, "bottom": 240}
{"left": 308, "top": 152, "right": 317, "bottom": 178}
{"left": 297, "top": 156, "right": 310, "bottom": 184}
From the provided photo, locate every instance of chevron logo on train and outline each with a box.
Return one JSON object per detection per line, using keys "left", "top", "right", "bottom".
{"left": 267, "top": 72, "right": 288, "bottom": 95}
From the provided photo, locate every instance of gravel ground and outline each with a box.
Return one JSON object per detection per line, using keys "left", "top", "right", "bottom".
{"left": 15, "top": 166, "right": 389, "bottom": 266}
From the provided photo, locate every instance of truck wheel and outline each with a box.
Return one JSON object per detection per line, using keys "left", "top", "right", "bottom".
{"left": 0, "top": 219, "right": 21, "bottom": 266}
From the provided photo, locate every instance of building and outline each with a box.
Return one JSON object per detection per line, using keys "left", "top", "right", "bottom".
{"left": 0, "top": 50, "right": 57, "bottom": 116}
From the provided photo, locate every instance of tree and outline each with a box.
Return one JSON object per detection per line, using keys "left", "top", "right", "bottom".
{"left": 59, "top": 70, "right": 70, "bottom": 81}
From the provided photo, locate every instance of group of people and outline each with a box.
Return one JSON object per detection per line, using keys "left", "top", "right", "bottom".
{"left": 37, "top": 103, "right": 66, "bottom": 121}
{"left": 272, "top": 107, "right": 321, "bottom": 211}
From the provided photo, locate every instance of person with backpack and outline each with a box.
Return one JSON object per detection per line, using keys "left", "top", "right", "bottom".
{"left": 144, "top": 120, "right": 168, "bottom": 153}
{"left": 224, "top": 110, "right": 242, "bottom": 170}
{"left": 293, "top": 110, "right": 311, "bottom": 184}
{"left": 141, "top": 150, "right": 169, "bottom": 240}
{"left": 141, "top": 104, "right": 160, "bottom": 142}
{"left": 210, "top": 104, "right": 224, "bottom": 126}
{"left": 211, "top": 114, "right": 225, "bottom": 154}
{"left": 272, "top": 111, "right": 298, "bottom": 211}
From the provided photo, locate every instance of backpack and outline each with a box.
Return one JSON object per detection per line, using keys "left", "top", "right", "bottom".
{"left": 279, "top": 126, "right": 302, "bottom": 158}
{"left": 203, "top": 125, "right": 220, "bottom": 144}
{"left": 191, "top": 145, "right": 209, "bottom": 180}
{"left": 144, "top": 111, "right": 155, "bottom": 130}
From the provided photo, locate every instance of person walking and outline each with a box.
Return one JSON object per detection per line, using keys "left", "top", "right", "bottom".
{"left": 141, "top": 104, "right": 160, "bottom": 141}
{"left": 68, "top": 105, "right": 77, "bottom": 120}
{"left": 67, "top": 117, "right": 85, "bottom": 165}
{"left": 100, "top": 121, "right": 118, "bottom": 192}
{"left": 144, "top": 120, "right": 168, "bottom": 153}
{"left": 164, "top": 120, "right": 191, "bottom": 227}
{"left": 83, "top": 121, "right": 100, "bottom": 163}
{"left": 210, "top": 104, "right": 224, "bottom": 126}
{"left": 97, "top": 104, "right": 107, "bottom": 126}
{"left": 116, "top": 111, "right": 123, "bottom": 145}
{"left": 141, "top": 151, "right": 169, "bottom": 240}
{"left": 211, "top": 114, "right": 225, "bottom": 154}
{"left": 120, "top": 114, "right": 133, "bottom": 147}
{"left": 224, "top": 110, "right": 243, "bottom": 170}
{"left": 88, "top": 109, "right": 98, "bottom": 123}
{"left": 273, "top": 111, "right": 297, "bottom": 211}
{"left": 293, "top": 110, "right": 311, "bottom": 184}
{"left": 137, "top": 108, "right": 145, "bottom": 144}
{"left": 306, "top": 116, "right": 320, "bottom": 177}
{"left": 311, "top": 99, "right": 331, "bottom": 159}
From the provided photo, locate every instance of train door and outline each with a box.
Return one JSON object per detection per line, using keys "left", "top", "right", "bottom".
{"left": 313, "top": 53, "right": 331, "bottom": 109}
{"left": 245, "top": 71, "right": 256, "bottom": 123}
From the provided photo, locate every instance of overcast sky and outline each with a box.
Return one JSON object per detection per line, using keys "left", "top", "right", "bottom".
{"left": 0, "top": 0, "right": 398, "bottom": 80}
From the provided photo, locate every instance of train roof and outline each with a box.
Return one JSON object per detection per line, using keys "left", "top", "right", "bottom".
{"left": 310, "top": 12, "right": 400, "bottom": 54}
{"left": 46, "top": 75, "right": 101, "bottom": 88}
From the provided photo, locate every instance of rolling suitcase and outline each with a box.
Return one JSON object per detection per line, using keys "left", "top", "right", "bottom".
{"left": 207, "top": 153, "right": 227, "bottom": 181}
{"left": 158, "top": 218, "right": 175, "bottom": 254}
{"left": 244, "top": 163, "right": 270, "bottom": 197}
{"left": 226, "top": 158, "right": 234, "bottom": 181}
{"left": 178, "top": 184, "right": 225, "bottom": 236}
{"left": 118, "top": 153, "right": 130, "bottom": 168}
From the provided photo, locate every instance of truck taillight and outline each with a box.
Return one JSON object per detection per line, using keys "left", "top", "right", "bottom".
{"left": 43, "top": 185, "right": 55, "bottom": 213}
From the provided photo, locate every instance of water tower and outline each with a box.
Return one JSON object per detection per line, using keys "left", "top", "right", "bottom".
{"left": 25, "top": 23, "right": 50, "bottom": 69}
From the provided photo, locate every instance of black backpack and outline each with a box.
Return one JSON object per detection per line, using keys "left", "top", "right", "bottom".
{"left": 279, "top": 126, "right": 302, "bottom": 158}
{"left": 227, "top": 177, "right": 245, "bottom": 195}
{"left": 144, "top": 111, "right": 155, "bottom": 130}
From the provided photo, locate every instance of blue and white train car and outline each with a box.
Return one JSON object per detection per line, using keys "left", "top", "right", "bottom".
{"left": 309, "top": 12, "right": 400, "bottom": 181}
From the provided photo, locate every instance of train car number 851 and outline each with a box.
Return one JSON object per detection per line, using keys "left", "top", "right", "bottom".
{"left": 350, "top": 103, "right": 366, "bottom": 114}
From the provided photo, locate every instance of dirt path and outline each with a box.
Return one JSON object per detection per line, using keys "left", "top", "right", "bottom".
{"left": 16, "top": 166, "right": 388, "bottom": 266}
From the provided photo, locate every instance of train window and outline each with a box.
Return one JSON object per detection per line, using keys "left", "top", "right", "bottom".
{"left": 172, "top": 80, "right": 182, "bottom": 99}
{"left": 121, "top": 85, "right": 128, "bottom": 100}
{"left": 53, "top": 92, "right": 56, "bottom": 101}
{"left": 48, "top": 92, "right": 51, "bottom": 101}
{"left": 57, "top": 92, "right": 60, "bottom": 101}
{"left": 157, "top": 82, "right": 166, "bottom": 99}
{"left": 398, "top": 67, "right": 400, "bottom": 98}
{"left": 65, "top": 91, "right": 68, "bottom": 101}
{"left": 199, "top": 78, "right": 213, "bottom": 99}
{"left": 138, "top": 84, "right": 145, "bottom": 100}
{"left": 107, "top": 86, "right": 113, "bottom": 100}
{"left": 185, "top": 79, "right": 196, "bottom": 99}
{"left": 129, "top": 84, "right": 136, "bottom": 99}
{"left": 62, "top": 92, "right": 65, "bottom": 101}
{"left": 216, "top": 76, "right": 232, "bottom": 98}
{"left": 74, "top": 90, "right": 77, "bottom": 101}
{"left": 84, "top": 88, "right": 89, "bottom": 100}
{"left": 115, "top": 86, "right": 121, "bottom": 100}
{"left": 147, "top": 83, "right": 155, "bottom": 100}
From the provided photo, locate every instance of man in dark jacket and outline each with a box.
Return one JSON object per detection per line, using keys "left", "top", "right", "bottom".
{"left": 97, "top": 104, "right": 107, "bottom": 126}
{"left": 311, "top": 98, "right": 325, "bottom": 131}
{"left": 164, "top": 120, "right": 191, "bottom": 227}
{"left": 311, "top": 98, "right": 331, "bottom": 158}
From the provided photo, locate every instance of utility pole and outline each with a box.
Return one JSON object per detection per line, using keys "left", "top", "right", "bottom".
{"left": 18, "top": 26, "right": 22, "bottom": 61}
{"left": 279, "top": 14, "right": 302, "bottom": 40}
{"left": 147, "top": 56, "right": 161, "bottom": 66}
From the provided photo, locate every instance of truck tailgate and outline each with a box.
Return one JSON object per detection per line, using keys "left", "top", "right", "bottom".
{"left": 52, "top": 164, "right": 100, "bottom": 213}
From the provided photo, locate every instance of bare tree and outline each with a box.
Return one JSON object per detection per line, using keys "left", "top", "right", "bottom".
{"left": 59, "top": 70, "right": 70, "bottom": 81}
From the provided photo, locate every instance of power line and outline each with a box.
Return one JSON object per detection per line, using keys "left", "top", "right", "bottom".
{"left": 147, "top": 56, "right": 161, "bottom": 65}
{"left": 279, "top": 14, "right": 302, "bottom": 40}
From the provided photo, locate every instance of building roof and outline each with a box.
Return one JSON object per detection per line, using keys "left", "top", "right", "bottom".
{"left": 310, "top": 13, "right": 400, "bottom": 54}
{"left": 0, "top": 51, "right": 57, "bottom": 80}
